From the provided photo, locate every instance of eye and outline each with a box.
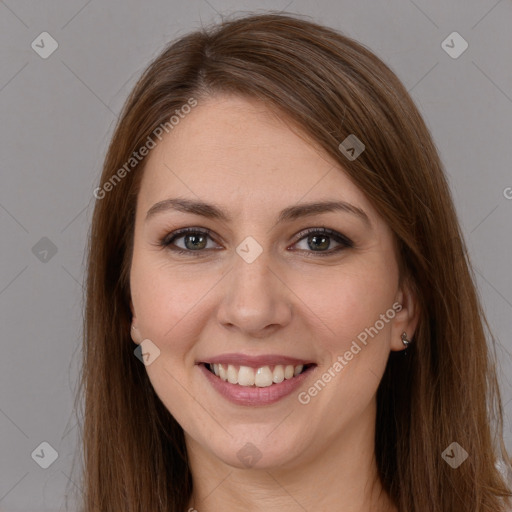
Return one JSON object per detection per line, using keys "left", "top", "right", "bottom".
{"left": 291, "top": 227, "right": 353, "bottom": 257}
{"left": 160, "top": 226, "right": 353, "bottom": 257}
{"left": 160, "top": 227, "right": 219, "bottom": 255}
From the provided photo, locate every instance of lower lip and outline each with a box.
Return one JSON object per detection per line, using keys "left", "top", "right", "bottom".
{"left": 198, "top": 363, "right": 316, "bottom": 406}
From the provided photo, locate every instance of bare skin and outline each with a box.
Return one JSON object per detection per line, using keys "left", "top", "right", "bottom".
{"left": 129, "top": 94, "right": 418, "bottom": 511}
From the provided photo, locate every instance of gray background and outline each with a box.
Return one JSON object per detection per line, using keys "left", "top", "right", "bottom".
{"left": 1, "top": 0, "right": 511, "bottom": 510}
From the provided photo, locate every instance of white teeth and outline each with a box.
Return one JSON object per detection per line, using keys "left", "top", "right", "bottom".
{"left": 272, "top": 365, "right": 284, "bottom": 383}
{"left": 255, "top": 366, "right": 273, "bottom": 387}
{"left": 210, "top": 363, "right": 307, "bottom": 387}
{"left": 227, "top": 364, "right": 238, "bottom": 384}
{"left": 238, "top": 366, "right": 255, "bottom": 386}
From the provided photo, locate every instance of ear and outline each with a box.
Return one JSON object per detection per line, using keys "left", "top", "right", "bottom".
{"left": 390, "top": 276, "right": 420, "bottom": 352}
{"left": 130, "top": 323, "right": 143, "bottom": 345}
{"left": 129, "top": 300, "right": 142, "bottom": 345}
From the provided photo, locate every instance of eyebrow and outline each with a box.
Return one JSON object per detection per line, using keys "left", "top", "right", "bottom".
{"left": 145, "top": 197, "right": 371, "bottom": 228}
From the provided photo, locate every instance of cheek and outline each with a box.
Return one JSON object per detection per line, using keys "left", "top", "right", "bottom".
{"left": 291, "top": 259, "right": 398, "bottom": 352}
{"left": 130, "top": 254, "right": 217, "bottom": 352}
{"left": 297, "top": 265, "right": 398, "bottom": 415}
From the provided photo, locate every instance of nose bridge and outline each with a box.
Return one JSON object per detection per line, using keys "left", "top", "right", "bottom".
{"left": 216, "top": 236, "right": 292, "bottom": 334}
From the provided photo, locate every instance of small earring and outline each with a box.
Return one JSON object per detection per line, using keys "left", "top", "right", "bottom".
{"left": 401, "top": 331, "right": 411, "bottom": 347}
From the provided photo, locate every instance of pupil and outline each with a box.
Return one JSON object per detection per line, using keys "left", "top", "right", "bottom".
{"left": 309, "top": 234, "right": 329, "bottom": 251}
{"left": 185, "top": 234, "right": 206, "bottom": 250}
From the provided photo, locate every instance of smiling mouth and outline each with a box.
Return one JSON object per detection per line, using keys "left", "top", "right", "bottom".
{"left": 204, "top": 362, "right": 315, "bottom": 388}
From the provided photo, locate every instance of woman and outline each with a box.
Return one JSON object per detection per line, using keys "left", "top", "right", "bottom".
{"left": 77, "top": 12, "right": 512, "bottom": 511}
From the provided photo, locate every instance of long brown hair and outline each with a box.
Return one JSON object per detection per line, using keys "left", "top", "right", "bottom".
{"left": 74, "top": 11, "right": 512, "bottom": 511}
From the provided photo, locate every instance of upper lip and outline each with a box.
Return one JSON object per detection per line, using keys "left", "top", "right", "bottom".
{"left": 198, "top": 353, "right": 315, "bottom": 367}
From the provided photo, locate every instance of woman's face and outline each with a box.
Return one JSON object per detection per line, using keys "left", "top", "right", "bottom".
{"left": 129, "top": 94, "right": 417, "bottom": 470}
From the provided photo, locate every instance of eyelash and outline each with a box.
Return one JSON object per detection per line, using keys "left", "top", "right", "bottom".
{"left": 159, "top": 227, "right": 354, "bottom": 258}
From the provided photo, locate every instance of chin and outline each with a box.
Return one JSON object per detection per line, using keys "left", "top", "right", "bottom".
{"left": 198, "top": 427, "right": 308, "bottom": 470}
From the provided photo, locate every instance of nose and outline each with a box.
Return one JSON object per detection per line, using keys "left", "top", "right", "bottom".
{"left": 216, "top": 246, "right": 293, "bottom": 338}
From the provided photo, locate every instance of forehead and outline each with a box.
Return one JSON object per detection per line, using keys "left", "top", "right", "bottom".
{"left": 137, "top": 95, "right": 376, "bottom": 221}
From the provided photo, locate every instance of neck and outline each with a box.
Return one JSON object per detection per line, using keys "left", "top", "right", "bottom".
{"left": 185, "top": 400, "right": 397, "bottom": 512}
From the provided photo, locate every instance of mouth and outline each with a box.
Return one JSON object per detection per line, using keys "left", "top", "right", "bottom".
{"left": 202, "top": 362, "right": 316, "bottom": 388}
